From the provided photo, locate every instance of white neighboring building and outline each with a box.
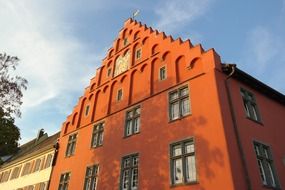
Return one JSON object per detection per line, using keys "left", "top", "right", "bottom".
{"left": 0, "top": 130, "right": 59, "bottom": 190}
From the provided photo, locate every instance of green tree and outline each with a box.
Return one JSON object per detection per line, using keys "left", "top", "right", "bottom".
{"left": 0, "top": 53, "right": 27, "bottom": 159}
{"left": 0, "top": 108, "right": 20, "bottom": 156}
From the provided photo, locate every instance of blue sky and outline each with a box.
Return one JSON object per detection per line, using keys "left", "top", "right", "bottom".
{"left": 1, "top": 0, "right": 284, "bottom": 144}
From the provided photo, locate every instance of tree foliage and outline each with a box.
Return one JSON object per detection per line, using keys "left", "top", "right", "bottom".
{"left": 0, "top": 53, "right": 27, "bottom": 118}
{"left": 0, "top": 53, "right": 27, "bottom": 158}
{"left": 0, "top": 108, "right": 20, "bottom": 156}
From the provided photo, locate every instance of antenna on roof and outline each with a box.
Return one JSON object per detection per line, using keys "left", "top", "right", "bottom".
{"left": 132, "top": 9, "right": 140, "bottom": 20}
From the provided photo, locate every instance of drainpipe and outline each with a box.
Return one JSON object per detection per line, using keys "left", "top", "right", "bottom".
{"left": 223, "top": 64, "right": 252, "bottom": 190}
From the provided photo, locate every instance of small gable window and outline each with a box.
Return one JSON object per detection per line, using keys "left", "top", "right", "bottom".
{"left": 159, "top": 66, "right": 167, "bottom": 80}
{"left": 123, "top": 38, "right": 128, "bottom": 46}
{"left": 135, "top": 49, "right": 142, "bottom": 60}
{"left": 107, "top": 68, "right": 112, "bottom": 77}
{"left": 117, "top": 89, "right": 123, "bottom": 101}
{"left": 85, "top": 105, "right": 90, "bottom": 116}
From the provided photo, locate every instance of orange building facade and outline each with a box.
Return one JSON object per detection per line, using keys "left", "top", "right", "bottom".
{"left": 49, "top": 19, "right": 285, "bottom": 190}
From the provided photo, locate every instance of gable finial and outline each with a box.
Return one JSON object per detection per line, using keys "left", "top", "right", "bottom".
{"left": 132, "top": 9, "right": 140, "bottom": 20}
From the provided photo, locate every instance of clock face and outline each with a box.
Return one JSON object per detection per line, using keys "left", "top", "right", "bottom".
{"left": 114, "top": 51, "right": 130, "bottom": 77}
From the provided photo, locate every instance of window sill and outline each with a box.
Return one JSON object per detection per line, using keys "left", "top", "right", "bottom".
{"left": 151, "top": 52, "right": 160, "bottom": 57}
{"left": 263, "top": 184, "right": 281, "bottom": 190}
{"left": 170, "top": 181, "right": 198, "bottom": 188}
{"left": 246, "top": 116, "right": 263, "bottom": 125}
{"left": 159, "top": 77, "right": 167, "bottom": 81}
{"left": 123, "top": 132, "right": 140, "bottom": 139}
{"left": 133, "top": 37, "right": 140, "bottom": 42}
{"left": 169, "top": 113, "right": 191, "bottom": 123}
{"left": 91, "top": 144, "right": 103, "bottom": 149}
{"left": 121, "top": 43, "right": 130, "bottom": 51}
{"left": 65, "top": 154, "right": 75, "bottom": 158}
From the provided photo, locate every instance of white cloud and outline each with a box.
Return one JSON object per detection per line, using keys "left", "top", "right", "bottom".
{"left": 246, "top": 27, "right": 280, "bottom": 73}
{"left": 0, "top": 1, "right": 100, "bottom": 108}
{"left": 0, "top": 1, "right": 104, "bottom": 143}
{"left": 155, "top": 0, "right": 214, "bottom": 32}
{"left": 244, "top": 26, "right": 285, "bottom": 73}
{"left": 180, "top": 32, "right": 204, "bottom": 45}
{"left": 241, "top": 26, "right": 285, "bottom": 93}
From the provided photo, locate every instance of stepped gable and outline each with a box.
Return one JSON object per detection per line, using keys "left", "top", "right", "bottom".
{"left": 60, "top": 18, "right": 222, "bottom": 137}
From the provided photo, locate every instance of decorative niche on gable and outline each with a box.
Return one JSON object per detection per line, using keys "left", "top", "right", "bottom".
{"left": 113, "top": 51, "right": 130, "bottom": 77}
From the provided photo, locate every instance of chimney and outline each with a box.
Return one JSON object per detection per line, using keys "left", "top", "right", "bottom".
{"left": 36, "top": 129, "right": 46, "bottom": 142}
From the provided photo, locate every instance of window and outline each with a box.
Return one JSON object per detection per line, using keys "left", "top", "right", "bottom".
{"left": 135, "top": 49, "right": 142, "bottom": 60}
{"left": 84, "top": 165, "right": 99, "bottom": 190}
{"left": 91, "top": 122, "right": 104, "bottom": 148}
{"left": 117, "top": 89, "right": 123, "bottom": 101}
{"left": 123, "top": 38, "right": 128, "bottom": 46}
{"left": 21, "top": 163, "right": 31, "bottom": 176}
{"left": 241, "top": 89, "right": 261, "bottom": 122}
{"left": 58, "top": 172, "right": 70, "bottom": 190}
{"left": 35, "top": 183, "right": 46, "bottom": 190}
{"left": 159, "top": 66, "right": 167, "bottom": 80}
{"left": 39, "top": 182, "right": 46, "bottom": 190}
{"left": 85, "top": 105, "right": 90, "bottom": 116}
{"left": 65, "top": 134, "right": 77, "bottom": 157}
{"left": 1, "top": 170, "right": 11, "bottom": 182}
{"left": 33, "top": 159, "right": 41, "bottom": 172}
{"left": 35, "top": 182, "right": 46, "bottom": 190}
{"left": 125, "top": 107, "right": 140, "bottom": 137}
{"left": 170, "top": 139, "right": 196, "bottom": 185}
{"left": 253, "top": 142, "right": 279, "bottom": 188}
{"left": 10, "top": 166, "right": 21, "bottom": 180}
{"left": 107, "top": 68, "right": 112, "bottom": 77}
{"left": 44, "top": 154, "right": 53, "bottom": 168}
{"left": 121, "top": 154, "right": 139, "bottom": 190}
{"left": 169, "top": 86, "right": 190, "bottom": 120}
{"left": 27, "top": 185, "right": 34, "bottom": 190}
